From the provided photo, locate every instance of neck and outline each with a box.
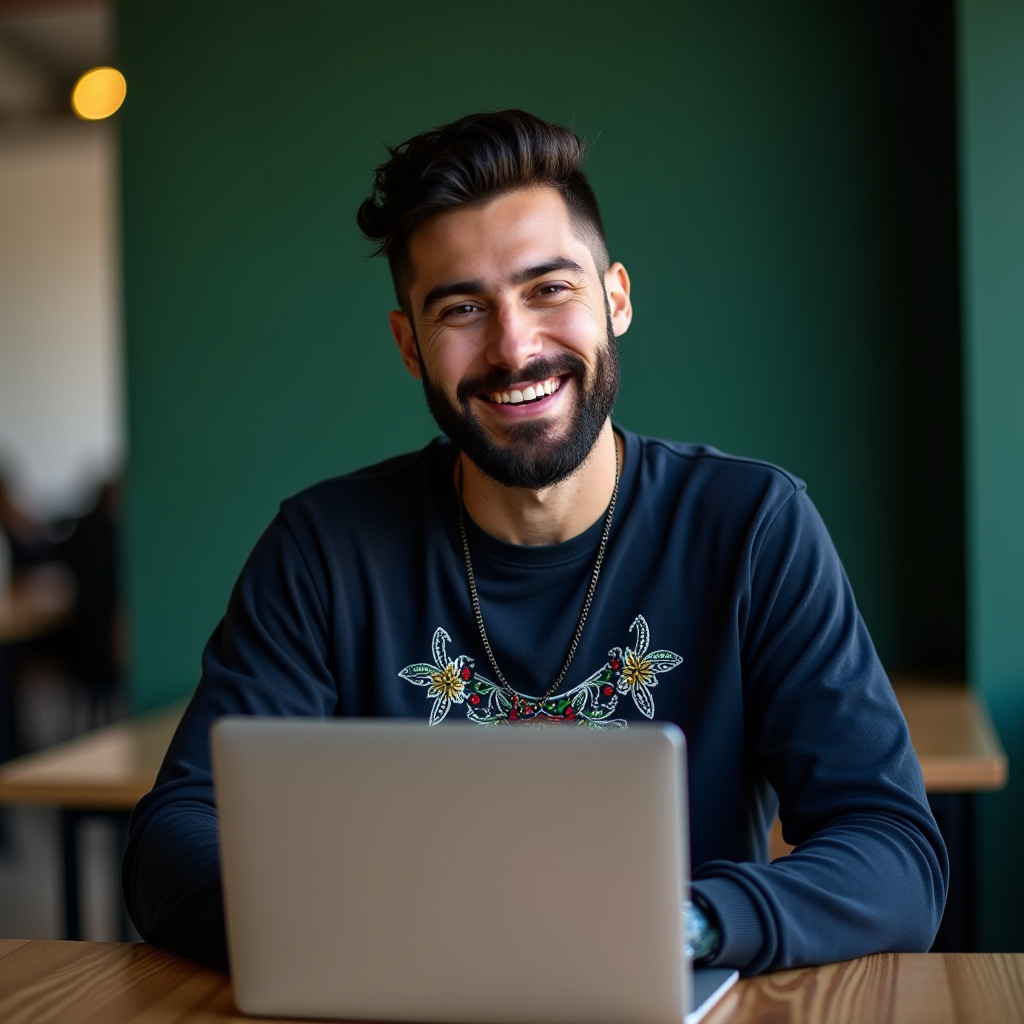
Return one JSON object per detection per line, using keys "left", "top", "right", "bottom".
{"left": 458, "top": 422, "right": 622, "bottom": 546}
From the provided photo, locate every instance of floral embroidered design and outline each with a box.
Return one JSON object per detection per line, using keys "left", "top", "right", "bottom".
{"left": 397, "top": 627, "right": 473, "bottom": 726}
{"left": 609, "top": 614, "right": 684, "bottom": 719}
{"left": 399, "top": 615, "right": 682, "bottom": 727}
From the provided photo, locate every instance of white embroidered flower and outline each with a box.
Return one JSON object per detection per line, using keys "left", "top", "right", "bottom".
{"left": 398, "top": 627, "right": 471, "bottom": 725}
{"left": 614, "top": 615, "right": 684, "bottom": 718}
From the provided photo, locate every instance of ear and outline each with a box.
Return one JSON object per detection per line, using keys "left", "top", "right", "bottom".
{"left": 604, "top": 262, "right": 632, "bottom": 338}
{"left": 389, "top": 310, "right": 422, "bottom": 379}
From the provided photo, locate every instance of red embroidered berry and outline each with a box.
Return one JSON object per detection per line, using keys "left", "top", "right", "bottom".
{"left": 461, "top": 666, "right": 471, "bottom": 681}
{"left": 469, "top": 694, "right": 480, "bottom": 705}
{"left": 610, "top": 659, "right": 620, "bottom": 670}
{"left": 604, "top": 685, "right": 614, "bottom": 696}
{"left": 565, "top": 708, "right": 576, "bottom": 720}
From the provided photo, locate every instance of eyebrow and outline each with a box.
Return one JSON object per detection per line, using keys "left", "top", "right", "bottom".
{"left": 420, "top": 256, "right": 587, "bottom": 315}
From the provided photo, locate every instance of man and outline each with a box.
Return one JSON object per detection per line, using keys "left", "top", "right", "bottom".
{"left": 123, "top": 110, "right": 947, "bottom": 974}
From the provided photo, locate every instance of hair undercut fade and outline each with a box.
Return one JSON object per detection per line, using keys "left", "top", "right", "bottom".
{"left": 356, "top": 109, "right": 609, "bottom": 311}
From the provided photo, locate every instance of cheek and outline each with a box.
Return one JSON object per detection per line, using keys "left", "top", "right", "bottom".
{"left": 544, "top": 305, "right": 603, "bottom": 351}
{"left": 421, "top": 339, "right": 478, "bottom": 390}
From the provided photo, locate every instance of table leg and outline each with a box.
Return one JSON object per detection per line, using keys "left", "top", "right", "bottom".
{"left": 60, "top": 809, "right": 82, "bottom": 940}
{"left": 113, "top": 810, "right": 132, "bottom": 941}
{"left": 0, "top": 645, "right": 13, "bottom": 764}
{"left": 928, "top": 792, "right": 973, "bottom": 951}
{"left": 59, "top": 808, "right": 134, "bottom": 941}
{"left": 0, "top": 649, "right": 10, "bottom": 854}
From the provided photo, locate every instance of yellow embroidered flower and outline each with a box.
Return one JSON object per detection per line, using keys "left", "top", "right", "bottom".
{"left": 399, "top": 629, "right": 474, "bottom": 725}
{"left": 613, "top": 616, "right": 683, "bottom": 719}
{"left": 622, "top": 650, "right": 655, "bottom": 690}
{"left": 429, "top": 662, "right": 465, "bottom": 701}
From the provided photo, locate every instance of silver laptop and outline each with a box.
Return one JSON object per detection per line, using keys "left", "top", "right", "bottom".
{"left": 212, "top": 718, "right": 738, "bottom": 1024}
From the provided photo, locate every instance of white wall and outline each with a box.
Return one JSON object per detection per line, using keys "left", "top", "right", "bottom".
{"left": 0, "top": 119, "right": 122, "bottom": 518}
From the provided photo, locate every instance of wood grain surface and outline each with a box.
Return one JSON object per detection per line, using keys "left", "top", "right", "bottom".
{"left": 1, "top": 943, "right": 1022, "bottom": 1024}
{"left": 703, "top": 952, "right": 1024, "bottom": 1024}
{"left": 0, "top": 941, "right": 244, "bottom": 1024}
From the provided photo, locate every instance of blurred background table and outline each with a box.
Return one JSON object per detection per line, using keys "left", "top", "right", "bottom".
{"left": 893, "top": 677, "right": 1004, "bottom": 952}
{"left": 1, "top": 941, "right": 1022, "bottom": 1024}
{"left": 0, "top": 701, "right": 184, "bottom": 940}
{"left": 768, "top": 677, "right": 1006, "bottom": 952}
{"left": 892, "top": 677, "right": 1008, "bottom": 791}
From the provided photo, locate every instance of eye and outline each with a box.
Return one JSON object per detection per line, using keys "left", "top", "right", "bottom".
{"left": 533, "top": 281, "right": 572, "bottom": 300}
{"left": 440, "top": 302, "right": 483, "bottom": 321}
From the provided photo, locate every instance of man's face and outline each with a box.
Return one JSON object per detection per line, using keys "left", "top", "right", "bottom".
{"left": 389, "top": 187, "right": 632, "bottom": 490}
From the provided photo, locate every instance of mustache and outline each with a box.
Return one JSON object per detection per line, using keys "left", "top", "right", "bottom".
{"left": 456, "top": 354, "right": 586, "bottom": 404}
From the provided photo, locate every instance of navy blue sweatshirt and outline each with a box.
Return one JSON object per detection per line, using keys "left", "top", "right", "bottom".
{"left": 122, "top": 428, "right": 947, "bottom": 974}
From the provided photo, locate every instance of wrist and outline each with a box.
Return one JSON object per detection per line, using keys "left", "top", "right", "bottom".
{"left": 683, "top": 895, "right": 721, "bottom": 964}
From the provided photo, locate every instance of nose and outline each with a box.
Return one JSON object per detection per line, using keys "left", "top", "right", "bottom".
{"left": 483, "top": 301, "right": 543, "bottom": 371}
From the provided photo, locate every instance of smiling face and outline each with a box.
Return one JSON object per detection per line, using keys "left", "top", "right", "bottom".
{"left": 389, "top": 187, "right": 632, "bottom": 489}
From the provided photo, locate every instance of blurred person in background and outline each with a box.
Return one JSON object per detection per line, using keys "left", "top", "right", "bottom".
{"left": 0, "top": 465, "right": 53, "bottom": 573}
{"left": 63, "top": 478, "right": 123, "bottom": 727}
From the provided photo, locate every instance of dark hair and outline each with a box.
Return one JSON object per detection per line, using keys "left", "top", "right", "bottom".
{"left": 356, "top": 109, "right": 608, "bottom": 309}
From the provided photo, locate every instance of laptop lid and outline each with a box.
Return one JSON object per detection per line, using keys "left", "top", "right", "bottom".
{"left": 213, "top": 718, "right": 733, "bottom": 1024}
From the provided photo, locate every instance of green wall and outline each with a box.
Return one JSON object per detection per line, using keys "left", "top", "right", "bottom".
{"left": 120, "top": 1, "right": 965, "bottom": 711}
{"left": 958, "top": 0, "right": 1024, "bottom": 952}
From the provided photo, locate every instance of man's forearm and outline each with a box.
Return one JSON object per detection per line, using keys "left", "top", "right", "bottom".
{"left": 123, "top": 799, "right": 228, "bottom": 969}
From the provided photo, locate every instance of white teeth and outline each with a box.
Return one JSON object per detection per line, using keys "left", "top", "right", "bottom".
{"left": 487, "top": 377, "right": 561, "bottom": 405}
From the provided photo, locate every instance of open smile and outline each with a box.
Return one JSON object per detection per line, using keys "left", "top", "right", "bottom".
{"left": 480, "top": 374, "right": 566, "bottom": 406}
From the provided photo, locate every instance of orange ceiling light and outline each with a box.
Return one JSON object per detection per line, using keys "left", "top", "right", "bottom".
{"left": 71, "top": 67, "right": 127, "bottom": 121}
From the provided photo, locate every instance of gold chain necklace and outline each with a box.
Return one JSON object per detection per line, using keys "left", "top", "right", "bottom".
{"left": 456, "top": 440, "right": 620, "bottom": 706}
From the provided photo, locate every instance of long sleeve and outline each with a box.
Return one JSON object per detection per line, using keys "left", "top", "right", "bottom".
{"left": 122, "top": 512, "right": 337, "bottom": 967}
{"left": 691, "top": 488, "right": 948, "bottom": 975}
{"left": 123, "top": 436, "right": 949, "bottom": 976}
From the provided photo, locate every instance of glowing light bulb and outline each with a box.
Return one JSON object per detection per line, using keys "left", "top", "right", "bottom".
{"left": 71, "top": 67, "right": 127, "bottom": 121}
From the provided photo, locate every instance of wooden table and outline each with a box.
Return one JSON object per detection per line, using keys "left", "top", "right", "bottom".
{"left": 769, "top": 679, "right": 1006, "bottom": 952}
{"left": 769, "top": 680, "right": 1005, "bottom": 852}
{"left": 0, "top": 701, "right": 184, "bottom": 809}
{"left": 0, "top": 702, "right": 185, "bottom": 941}
{"left": 894, "top": 678, "right": 1004, "bottom": 952}
{"left": 1, "top": 941, "right": 1022, "bottom": 1024}
{"left": 891, "top": 678, "right": 1007, "bottom": 791}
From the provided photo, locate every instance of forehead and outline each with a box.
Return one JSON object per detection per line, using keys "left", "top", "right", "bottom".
{"left": 404, "top": 187, "right": 597, "bottom": 301}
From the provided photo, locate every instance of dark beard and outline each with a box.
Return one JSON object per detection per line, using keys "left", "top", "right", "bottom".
{"left": 418, "top": 319, "right": 621, "bottom": 490}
